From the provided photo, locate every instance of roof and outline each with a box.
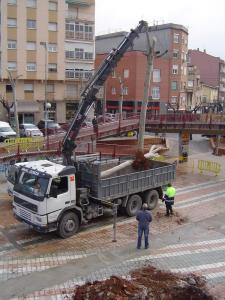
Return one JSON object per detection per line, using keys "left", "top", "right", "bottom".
{"left": 19, "top": 160, "right": 65, "bottom": 177}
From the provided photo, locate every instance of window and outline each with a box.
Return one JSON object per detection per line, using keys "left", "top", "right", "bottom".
{"left": 112, "top": 87, "right": 116, "bottom": 95}
{"left": 8, "top": 18, "right": 17, "bottom": 27}
{"left": 27, "top": 42, "right": 36, "bottom": 50}
{"left": 84, "top": 52, "right": 93, "bottom": 60}
{"left": 49, "top": 1, "right": 57, "bottom": 10}
{"left": 75, "top": 48, "right": 84, "bottom": 59}
{"left": 51, "top": 177, "right": 68, "bottom": 195}
{"left": 7, "top": 62, "right": 17, "bottom": 70}
{"left": 173, "top": 49, "right": 179, "bottom": 59}
{"left": 26, "top": 0, "right": 36, "bottom": 8}
{"left": 24, "top": 83, "right": 34, "bottom": 92}
{"left": 174, "top": 33, "right": 179, "bottom": 43}
{"left": 172, "top": 65, "right": 178, "bottom": 75}
{"left": 8, "top": 40, "right": 16, "bottom": 49}
{"left": 27, "top": 20, "right": 36, "bottom": 29}
{"left": 153, "top": 69, "right": 160, "bottom": 82}
{"left": 171, "top": 81, "right": 177, "bottom": 91}
{"left": 48, "top": 22, "right": 57, "bottom": 31}
{"left": 48, "top": 43, "right": 57, "bottom": 52}
{"left": 26, "top": 63, "right": 36, "bottom": 71}
{"left": 152, "top": 87, "right": 160, "bottom": 99}
{"left": 111, "top": 70, "right": 116, "bottom": 78}
{"left": 171, "top": 96, "right": 177, "bottom": 104}
{"left": 187, "top": 80, "right": 193, "bottom": 87}
{"left": 66, "top": 102, "right": 79, "bottom": 120}
{"left": 8, "top": 0, "right": 16, "bottom": 5}
{"left": 124, "top": 69, "right": 129, "bottom": 78}
{"left": 47, "top": 84, "right": 54, "bottom": 93}
{"left": 48, "top": 63, "right": 57, "bottom": 72}
{"left": 123, "top": 87, "right": 128, "bottom": 95}
{"left": 65, "top": 84, "right": 79, "bottom": 98}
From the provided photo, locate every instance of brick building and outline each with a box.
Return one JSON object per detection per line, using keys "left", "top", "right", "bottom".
{"left": 188, "top": 49, "right": 225, "bottom": 104}
{"left": 95, "top": 23, "right": 188, "bottom": 113}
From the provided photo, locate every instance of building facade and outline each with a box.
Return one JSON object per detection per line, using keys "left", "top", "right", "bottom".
{"left": 95, "top": 23, "right": 188, "bottom": 113}
{"left": 0, "top": 0, "right": 95, "bottom": 124}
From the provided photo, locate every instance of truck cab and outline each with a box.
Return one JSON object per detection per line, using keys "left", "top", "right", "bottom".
{"left": 13, "top": 160, "right": 83, "bottom": 238}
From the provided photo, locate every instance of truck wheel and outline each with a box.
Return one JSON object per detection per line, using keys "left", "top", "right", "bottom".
{"left": 126, "top": 194, "right": 142, "bottom": 217}
{"left": 144, "top": 190, "right": 159, "bottom": 210}
{"left": 57, "top": 212, "right": 80, "bottom": 238}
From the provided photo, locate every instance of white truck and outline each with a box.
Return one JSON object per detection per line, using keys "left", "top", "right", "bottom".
{"left": 13, "top": 158, "right": 175, "bottom": 238}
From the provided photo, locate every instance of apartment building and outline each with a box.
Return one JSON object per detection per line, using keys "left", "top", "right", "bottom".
{"left": 95, "top": 23, "right": 188, "bottom": 113}
{"left": 188, "top": 49, "right": 224, "bottom": 101}
{"left": 0, "top": 0, "right": 95, "bottom": 124}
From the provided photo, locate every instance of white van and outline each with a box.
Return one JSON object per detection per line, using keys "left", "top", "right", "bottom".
{"left": 0, "top": 121, "right": 16, "bottom": 142}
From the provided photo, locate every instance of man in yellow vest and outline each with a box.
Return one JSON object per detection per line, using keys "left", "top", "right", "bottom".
{"left": 163, "top": 183, "right": 176, "bottom": 216}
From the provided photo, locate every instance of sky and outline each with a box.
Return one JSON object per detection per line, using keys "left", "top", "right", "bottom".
{"left": 95, "top": 0, "right": 225, "bottom": 59}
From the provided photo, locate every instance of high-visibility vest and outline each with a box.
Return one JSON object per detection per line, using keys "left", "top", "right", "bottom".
{"left": 165, "top": 186, "right": 176, "bottom": 198}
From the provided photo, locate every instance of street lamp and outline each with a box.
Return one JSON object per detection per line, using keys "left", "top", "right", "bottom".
{"left": 40, "top": 41, "right": 48, "bottom": 137}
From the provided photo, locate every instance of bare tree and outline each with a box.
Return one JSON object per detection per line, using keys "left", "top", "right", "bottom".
{"left": 0, "top": 95, "right": 14, "bottom": 124}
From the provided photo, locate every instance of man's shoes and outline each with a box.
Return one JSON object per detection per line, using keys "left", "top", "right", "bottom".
{"left": 145, "top": 246, "right": 149, "bottom": 249}
{"left": 165, "top": 214, "right": 169, "bottom": 217}
{"left": 137, "top": 247, "right": 141, "bottom": 250}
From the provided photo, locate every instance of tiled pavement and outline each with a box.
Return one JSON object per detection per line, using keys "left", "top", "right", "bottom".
{"left": 0, "top": 175, "right": 224, "bottom": 299}
{"left": 0, "top": 166, "right": 225, "bottom": 299}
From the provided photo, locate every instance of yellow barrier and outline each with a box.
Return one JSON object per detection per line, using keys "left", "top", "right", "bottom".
{"left": 3, "top": 137, "right": 44, "bottom": 152}
{"left": 198, "top": 160, "right": 221, "bottom": 176}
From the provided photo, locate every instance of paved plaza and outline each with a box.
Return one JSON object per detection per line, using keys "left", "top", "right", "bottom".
{"left": 0, "top": 158, "right": 224, "bottom": 299}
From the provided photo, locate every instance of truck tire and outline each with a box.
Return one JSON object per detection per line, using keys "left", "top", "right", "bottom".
{"left": 126, "top": 194, "right": 142, "bottom": 217}
{"left": 144, "top": 190, "right": 159, "bottom": 210}
{"left": 57, "top": 212, "right": 80, "bottom": 238}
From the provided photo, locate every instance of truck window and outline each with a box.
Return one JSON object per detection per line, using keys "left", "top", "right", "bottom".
{"left": 51, "top": 177, "right": 68, "bottom": 195}
{"left": 16, "top": 172, "right": 48, "bottom": 197}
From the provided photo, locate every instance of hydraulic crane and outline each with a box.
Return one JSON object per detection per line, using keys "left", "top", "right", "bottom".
{"left": 62, "top": 20, "right": 147, "bottom": 165}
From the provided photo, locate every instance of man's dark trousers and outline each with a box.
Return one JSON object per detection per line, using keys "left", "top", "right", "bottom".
{"left": 137, "top": 225, "right": 149, "bottom": 249}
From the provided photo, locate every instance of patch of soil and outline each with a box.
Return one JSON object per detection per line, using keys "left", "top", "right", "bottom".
{"left": 154, "top": 211, "right": 188, "bottom": 225}
{"left": 132, "top": 151, "right": 152, "bottom": 171}
{"left": 73, "top": 265, "right": 215, "bottom": 300}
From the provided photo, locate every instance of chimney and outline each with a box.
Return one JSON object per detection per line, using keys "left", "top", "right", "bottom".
{"left": 197, "top": 48, "right": 199, "bottom": 51}
{"left": 204, "top": 49, "right": 206, "bottom": 53}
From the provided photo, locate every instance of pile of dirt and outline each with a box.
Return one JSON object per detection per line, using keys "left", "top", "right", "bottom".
{"left": 73, "top": 265, "right": 214, "bottom": 300}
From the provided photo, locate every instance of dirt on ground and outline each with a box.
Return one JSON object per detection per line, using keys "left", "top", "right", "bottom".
{"left": 154, "top": 211, "right": 188, "bottom": 225}
{"left": 73, "top": 265, "right": 215, "bottom": 300}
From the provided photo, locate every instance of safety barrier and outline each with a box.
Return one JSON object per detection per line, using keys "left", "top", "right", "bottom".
{"left": 198, "top": 160, "right": 221, "bottom": 176}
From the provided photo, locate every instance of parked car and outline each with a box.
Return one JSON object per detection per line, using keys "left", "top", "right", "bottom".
{"left": 19, "top": 123, "right": 43, "bottom": 137}
{"left": 0, "top": 121, "right": 17, "bottom": 142}
{"left": 61, "top": 120, "right": 92, "bottom": 131}
{"left": 97, "top": 114, "right": 116, "bottom": 123}
{"left": 37, "top": 120, "right": 65, "bottom": 135}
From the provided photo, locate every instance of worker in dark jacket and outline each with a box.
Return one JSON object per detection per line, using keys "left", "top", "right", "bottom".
{"left": 136, "top": 203, "right": 152, "bottom": 249}
{"left": 162, "top": 183, "right": 176, "bottom": 216}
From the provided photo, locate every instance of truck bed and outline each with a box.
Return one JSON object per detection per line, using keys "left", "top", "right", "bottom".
{"left": 77, "top": 159, "right": 176, "bottom": 201}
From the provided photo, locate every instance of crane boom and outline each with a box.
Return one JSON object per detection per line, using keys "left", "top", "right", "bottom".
{"left": 62, "top": 20, "right": 147, "bottom": 165}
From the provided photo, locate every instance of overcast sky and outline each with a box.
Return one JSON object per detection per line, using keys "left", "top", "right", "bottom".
{"left": 95, "top": 0, "right": 225, "bottom": 59}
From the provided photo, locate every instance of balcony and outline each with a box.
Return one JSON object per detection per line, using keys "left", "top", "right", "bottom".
{"left": 65, "top": 30, "right": 93, "bottom": 41}
{"left": 66, "top": 0, "right": 93, "bottom": 6}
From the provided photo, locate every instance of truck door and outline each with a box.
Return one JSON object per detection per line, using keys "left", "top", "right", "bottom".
{"left": 47, "top": 176, "right": 70, "bottom": 223}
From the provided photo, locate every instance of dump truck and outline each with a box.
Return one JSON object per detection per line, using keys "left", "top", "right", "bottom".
{"left": 13, "top": 157, "right": 175, "bottom": 238}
